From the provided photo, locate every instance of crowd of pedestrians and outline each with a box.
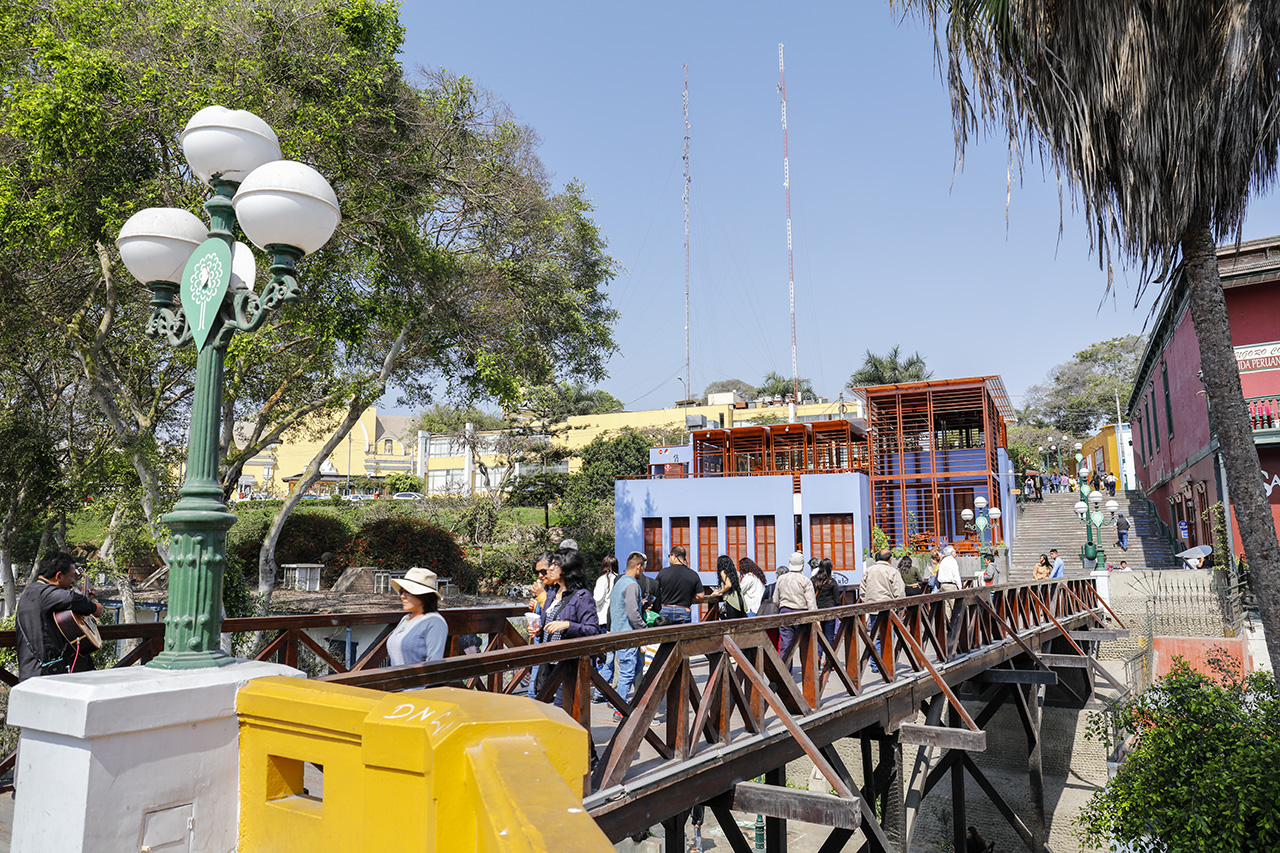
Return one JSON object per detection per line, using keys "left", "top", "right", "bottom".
{"left": 517, "top": 538, "right": 1024, "bottom": 713}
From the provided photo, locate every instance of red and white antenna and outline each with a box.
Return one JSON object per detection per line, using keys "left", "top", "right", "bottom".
{"left": 683, "top": 64, "right": 692, "bottom": 403}
{"left": 778, "top": 43, "right": 798, "bottom": 401}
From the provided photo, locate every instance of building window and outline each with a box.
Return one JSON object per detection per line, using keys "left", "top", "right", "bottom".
{"left": 643, "top": 518, "right": 663, "bottom": 570}
{"left": 1145, "top": 401, "right": 1154, "bottom": 457}
{"left": 809, "top": 513, "right": 855, "bottom": 572}
{"left": 1150, "top": 390, "right": 1160, "bottom": 449}
{"left": 1162, "top": 363, "right": 1174, "bottom": 440}
{"left": 384, "top": 438, "right": 394, "bottom": 454}
{"left": 698, "top": 517, "right": 718, "bottom": 572}
{"left": 1136, "top": 416, "right": 1145, "bottom": 463}
{"left": 427, "top": 468, "right": 464, "bottom": 493}
{"left": 726, "top": 516, "right": 748, "bottom": 565}
{"left": 754, "top": 516, "right": 776, "bottom": 570}
{"left": 670, "top": 518, "right": 690, "bottom": 559}
{"left": 428, "top": 436, "right": 459, "bottom": 456}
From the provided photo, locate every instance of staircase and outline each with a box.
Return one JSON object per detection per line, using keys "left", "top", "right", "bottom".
{"left": 1007, "top": 489, "right": 1176, "bottom": 581}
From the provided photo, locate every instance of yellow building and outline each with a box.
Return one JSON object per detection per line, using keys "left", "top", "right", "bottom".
{"left": 233, "top": 393, "right": 868, "bottom": 497}
{"left": 1080, "top": 423, "right": 1137, "bottom": 489}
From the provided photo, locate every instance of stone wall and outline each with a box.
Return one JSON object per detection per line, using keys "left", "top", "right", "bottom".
{"left": 1097, "top": 569, "right": 1231, "bottom": 663}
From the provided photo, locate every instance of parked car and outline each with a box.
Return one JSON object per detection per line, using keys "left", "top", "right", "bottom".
{"left": 392, "top": 492, "right": 423, "bottom": 501}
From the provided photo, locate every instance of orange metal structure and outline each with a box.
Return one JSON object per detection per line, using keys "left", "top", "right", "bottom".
{"left": 862, "top": 377, "right": 1015, "bottom": 553}
{"left": 688, "top": 418, "right": 868, "bottom": 480}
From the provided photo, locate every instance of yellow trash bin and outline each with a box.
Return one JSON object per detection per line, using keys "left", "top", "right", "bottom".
{"left": 238, "top": 677, "right": 608, "bottom": 851}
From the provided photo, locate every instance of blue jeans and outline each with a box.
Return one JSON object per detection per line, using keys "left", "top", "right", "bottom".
{"left": 1118, "top": 530, "right": 1129, "bottom": 550}
{"left": 597, "top": 650, "right": 615, "bottom": 682}
{"left": 615, "top": 646, "right": 640, "bottom": 704}
{"left": 660, "top": 605, "right": 691, "bottom": 624}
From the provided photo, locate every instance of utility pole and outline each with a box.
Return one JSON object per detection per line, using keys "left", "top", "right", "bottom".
{"left": 778, "top": 43, "right": 799, "bottom": 402}
{"left": 683, "top": 64, "right": 692, "bottom": 404}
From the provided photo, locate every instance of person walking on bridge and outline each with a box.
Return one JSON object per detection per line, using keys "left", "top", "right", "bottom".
{"left": 610, "top": 552, "right": 649, "bottom": 710}
{"left": 861, "top": 549, "right": 905, "bottom": 673}
{"left": 774, "top": 552, "right": 816, "bottom": 662}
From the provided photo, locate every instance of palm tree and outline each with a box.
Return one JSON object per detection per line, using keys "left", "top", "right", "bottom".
{"left": 756, "top": 371, "right": 814, "bottom": 400}
{"left": 893, "top": 1, "right": 1280, "bottom": 684}
{"left": 847, "top": 345, "right": 933, "bottom": 388}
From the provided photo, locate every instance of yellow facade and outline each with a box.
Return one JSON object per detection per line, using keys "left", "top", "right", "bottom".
{"left": 235, "top": 397, "right": 867, "bottom": 496}
{"left": 238, "top": 677, "right": 604, "bottom": 851}
{"left": 1081, "top": 425, "right": 1125, "bottom": 479}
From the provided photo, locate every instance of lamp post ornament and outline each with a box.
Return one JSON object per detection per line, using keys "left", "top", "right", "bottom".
{"left": 960, "top": 495, "right": 1002, "bottom": 563}
{"left": 116, "top": 107, "right": 340, "bottom": 669}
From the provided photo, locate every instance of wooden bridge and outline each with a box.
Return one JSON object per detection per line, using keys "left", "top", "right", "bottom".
{"left": 0, "top": 578, "right": 1125, "bottom": 852}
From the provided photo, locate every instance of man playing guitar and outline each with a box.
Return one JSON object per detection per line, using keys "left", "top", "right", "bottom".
{"left": 16, "top": 552, "right": 102, "bottom": 682}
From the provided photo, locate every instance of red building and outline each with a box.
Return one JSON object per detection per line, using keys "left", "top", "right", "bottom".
{"left": 1128, "top": 235, "right": 1280, "bottom": 555}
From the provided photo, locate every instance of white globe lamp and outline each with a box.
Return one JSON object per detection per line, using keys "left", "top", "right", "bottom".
{"left": 116, "top": 207, "right": 208, "bottom": 284}
{"left": 181, "top": 106, "right": 281, "bottom": 185}
{"left": 232, "top": 160, "right": 341, "bottom": 255}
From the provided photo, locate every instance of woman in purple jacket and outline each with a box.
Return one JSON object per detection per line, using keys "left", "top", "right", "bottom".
{"left": 533, "top": 547, "right": 600, "bottom": 701}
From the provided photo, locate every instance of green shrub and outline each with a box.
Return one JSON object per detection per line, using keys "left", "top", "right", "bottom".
{"left": 227, "top": 508, "right": 355, "bottom": 586}
{"left": 338, "top": 516, "right": 465, "bottom": 585}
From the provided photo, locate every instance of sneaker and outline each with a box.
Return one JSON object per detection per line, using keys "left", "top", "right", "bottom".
{"left": 591, "top": 691, "right": 605, "bottom": 704}
{"left": 613, "top": 709, "right": 625, "bottom": 720}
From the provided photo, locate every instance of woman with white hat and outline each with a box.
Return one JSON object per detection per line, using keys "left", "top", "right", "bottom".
{"left": 388, "top": 567, "right": 449, "bottom": 665}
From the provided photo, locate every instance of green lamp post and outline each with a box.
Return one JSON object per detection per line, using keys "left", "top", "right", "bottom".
{"left": 961, "top": 495, "right": 1002, "bottom": 565}
{"left": 1073, "top": 489, "right": 1120, "bottom": 569}
{"left": 116, "top": 106, "right": 340, "bottom": 669}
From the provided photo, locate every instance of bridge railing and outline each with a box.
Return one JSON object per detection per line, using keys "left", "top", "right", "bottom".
{"left": 322, "top": 578, "right": 1115, "bottom": 804}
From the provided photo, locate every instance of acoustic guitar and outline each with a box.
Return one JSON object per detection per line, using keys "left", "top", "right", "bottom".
{"left": 53, "top": 608, "right": 103, "bottom": 650}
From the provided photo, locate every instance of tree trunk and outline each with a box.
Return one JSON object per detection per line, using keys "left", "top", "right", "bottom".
{"left": 255, "top": 326, "right": 413, "bottom": 615}
{"left": 1182, "top": 217, "right": 1280, "bottom": 668}
{"left": 0, "top": 538, "right": 14, "bottom": 618}
{"left": 30, "top": 519, "right": 53, "bottom": 583}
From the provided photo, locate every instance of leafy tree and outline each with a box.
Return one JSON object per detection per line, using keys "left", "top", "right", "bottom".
{"left": 1024, "top": 335, "right": 1146, "bottom": 435}
{"left": 702, "top": 378, "right": 756, "bottom": 402}
{"left": 0, "top": 413, "right": 59, "bottom": 612}
{"left": 897, "top": 0, "right": 1280, "bottom": 666}
{"left": 562, "top": 429, "right": 653, "bottom": 513}
{"left": 755, "top": 371, "right": 814, "bottom": 401}
{"left": 847, "top": 345, "right": 933, "bottom": 388}
{"left": 413, "top": 404, "right": 507, "bottom": 435}
{"left": 1078, "top": 655, "right": 1280, "bottom": 852}
{"left": 0, "top": 0, "right": 618, "bottom": 611}
{"left": 383, "top": 473, "right": 422, "bottom": 494}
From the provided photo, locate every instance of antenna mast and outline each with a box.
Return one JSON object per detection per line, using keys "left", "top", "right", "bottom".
{"left": 683, "top": 65, "right": 692, "bottom": 403}
{"left": 778, "top": 43, "right": 799, "bottom": 401}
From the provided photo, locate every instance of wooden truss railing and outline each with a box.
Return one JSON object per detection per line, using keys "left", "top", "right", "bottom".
{"left": 322, "top": 579, "right": 1124, "bottom": 847}
{"left": 0, "top": 605, "right": 527, "bottom": 792}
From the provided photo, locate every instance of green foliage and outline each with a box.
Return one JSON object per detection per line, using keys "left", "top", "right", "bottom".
{"left": 847, "top": 345, "right": 932, "bottom": 388}
{"left": 384, "top": 473, "right": 422, "bottom": 494}
{"left": 1077, "top": 654, "right": 1280, "bottom": 852}
{"left": 337, "top": 516, "right": 465, "bottom": 584}
{"left": 756, "top": 371, "right": 814, "bottom": 401}
{"left": 413, "top": 404, "right": 506, "bottom": 434}
{"left": 870, "top": 526, "right": 890, "bottom": 556}
{"left": 227, "top": 508, "right": 354, "bottom": 570}
{"left": 562, "top": 429, "right": 652, "bottom": 511}
{"left": 1024, "top": 335, "right": 1146, "bottom": 435}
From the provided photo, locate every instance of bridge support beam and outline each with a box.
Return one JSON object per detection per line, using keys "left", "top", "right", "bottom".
{"left": 1016, "top": 683, "right": 1048, "bottom": 851}
{"left": 880, "top": 732, "right": 905, "bottom": 848}
{"left": 765, "top": 765, "right": 787, "bottom": 852}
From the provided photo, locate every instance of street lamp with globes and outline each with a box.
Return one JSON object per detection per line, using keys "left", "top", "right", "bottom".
{"left": 116, "top": 106, "right": 340, "bottom": 669}
{"left": 1073, "top": 489, "right": 1120, "bottom": 569}
{"left": 960, "top": 495, "right": 1003, "bottom": 571}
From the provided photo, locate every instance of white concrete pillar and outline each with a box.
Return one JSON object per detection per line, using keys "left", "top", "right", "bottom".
{"left": 1090, "top": 569, "right": 1111, "bottom": 605}
{"left": 464, "top": 422, "right": 475, "bottom": 496}
{"left": 9, "top": 661, "right": 301, "bottom": 852}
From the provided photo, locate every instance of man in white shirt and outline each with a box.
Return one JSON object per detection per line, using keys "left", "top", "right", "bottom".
{"left": 936, "top": 546, "right": 962, "bottom": 592}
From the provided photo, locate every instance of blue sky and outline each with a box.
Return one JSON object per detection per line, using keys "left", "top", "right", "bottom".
{"left": 398, "top": 2, "right": 1280, "bottom": 413}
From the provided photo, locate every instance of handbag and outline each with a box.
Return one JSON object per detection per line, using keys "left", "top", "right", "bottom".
{"left": 756, "top": 599, "right": 779, "bottom": 617}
